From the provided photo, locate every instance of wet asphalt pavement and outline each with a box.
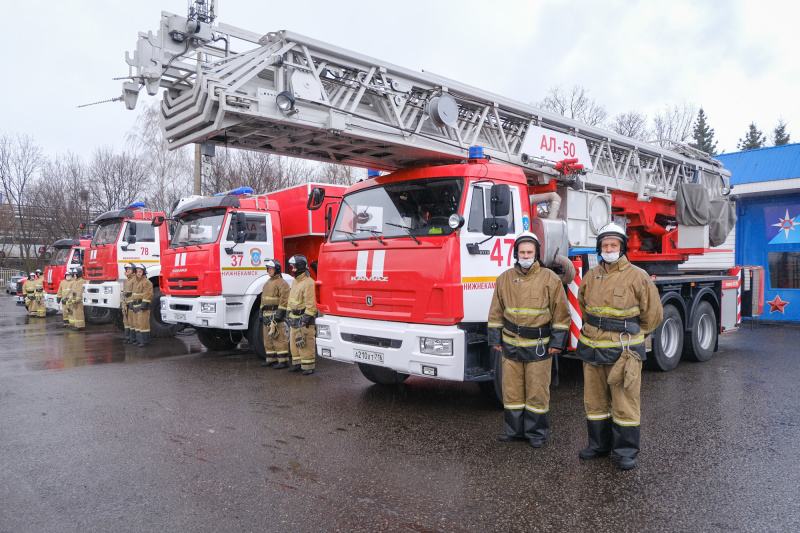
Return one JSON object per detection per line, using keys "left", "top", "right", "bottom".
{"left": 1, "top": 293, "right": 799, "bottom": 533}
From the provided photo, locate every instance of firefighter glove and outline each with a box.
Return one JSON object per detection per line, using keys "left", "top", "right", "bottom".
{"left": 267, "top": 320, "right": 279, "bottom": 339}
{"left": 299, "top": 313, "right": 313, "bottom": 327}
{"left": 127, "top": 302, "right": 134, "bottom": 309}
{"left": 57, "top": 297, "right": 62, "bottom": 304}
{"left": 141, "top": 302, "right": 150, "bottom": 312}
{"left": 294, "top": 333, "right": 306, "bottom": 349}
{"left": 124, "top": 292, "right": 132, "bottom": 297}
{"left": 274, "top": 308, "right": 286, "bottom": 322}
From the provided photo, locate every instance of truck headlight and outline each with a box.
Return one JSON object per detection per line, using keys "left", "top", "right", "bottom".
{"left": 419, "top": 337, "right": 453, "bottom": 356}
{"left": 104, "top": 286, "right": 113, "bottom": 294}
{"left": 317, "top": 324, "right": 331, "bottom": 339}
{"left": 200, "top": 303, "right": 216, "bottom": 313}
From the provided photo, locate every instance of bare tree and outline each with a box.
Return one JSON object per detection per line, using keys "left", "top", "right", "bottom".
{"left": 127, "top": 101, "right": 193, "bottom": 214}
{"left": 313, "top": 163, "right": 364, "bottom": 186}
{"left": 608, "top": 111, "right": 650, "bottom": 141}
{"left": 33, "top": 153, "right": 89, "bottom": 243}
{"left": 89, "top": 146, "right": 149, "bottom": 212}
{"left": 0, "top": 133, "right": 44, "bottom": 264}
{"left": 537, "top": 85, "right": 608, "bottom": 126}
{"left": 650, "top": 101, "right": 697, "bottom": 148}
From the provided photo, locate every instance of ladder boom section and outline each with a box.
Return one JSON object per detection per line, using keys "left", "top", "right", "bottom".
{"left": 124, "top": 13, "right": 730, "bottom": 201}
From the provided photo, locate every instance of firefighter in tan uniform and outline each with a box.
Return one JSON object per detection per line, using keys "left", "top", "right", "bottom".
{"left": 56, "top": 270, "right": 73, "bottom": 327}
{"left": 69, "top": 267, "right": 87, "bottom": 330}
{"left": 286, "top": 255, "right": 317, "bottom": 375}
{"left": 129, "top": 264, "right": 154, "bottom": 347}
{"left": 22, "top": 272, "right": 37, "bottom": 315}
{"left": 577, "top": 223, "right": 663, "bottom": 470}
{"left": 32, "top": 269, "right": 46, "bottom": 317}
{"left": 260, "top": 259, "right": 291, "bottom": 368}
{"left": 489, "top": 232, "right": 571, "bottom": 448}
{"left": 121, "top": 263, "right": 137, "bottom": 344}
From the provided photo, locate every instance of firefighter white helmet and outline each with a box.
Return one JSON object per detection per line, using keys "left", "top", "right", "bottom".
{"left": 513, "top": 231, "right": 540, "bottom": 261}
{"left": 135, "top": 263, "right": 147, "bottom": 275}
{"left": 595, "top": 222, "right": 628, "bottom": 255}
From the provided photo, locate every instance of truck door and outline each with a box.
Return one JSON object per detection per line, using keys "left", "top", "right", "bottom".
{"left": 219, "top": 212, "right": 274, "bottom": 295}
{"left": 459, "top": 182, "right": 523, "bottom": 322}
{"left": 120, "top": 222, "right": 158, "bottom": 277}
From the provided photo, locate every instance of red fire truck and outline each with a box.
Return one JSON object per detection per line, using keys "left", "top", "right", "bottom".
{"left": 42, "top": 237, "right": 92, "bottom": 315}
{"left": 82, "top": 203, "right": 179, "bottom": 336}
{"left": 157, "top": 184, "right": 343, "bottom": 356}
{"left": 122, "top": 13, "right": 761, "bottom": 397}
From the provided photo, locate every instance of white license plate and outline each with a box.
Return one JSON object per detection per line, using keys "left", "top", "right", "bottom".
{"left": 174, "top": 313, "right": 186, "bottom": 320}
{"left": 354, "top": 349, "right": 384, "bottom": 364}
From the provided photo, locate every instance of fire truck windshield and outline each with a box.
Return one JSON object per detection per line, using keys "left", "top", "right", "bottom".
{"left": 51, "top": 248, "right": 72, "bottom": 265}
{"left": 91, "top": 220, "right": 123, "bottom": 246}
{"left": 330, "top": 177, "right": 464, "bottom": 243}
{"left": 171, "top": 209, "right": 226, "bottom": 248}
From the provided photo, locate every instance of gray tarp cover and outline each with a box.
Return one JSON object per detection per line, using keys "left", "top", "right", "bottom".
{"left": 675, "top": 183, "right": 736, "bottom": 247}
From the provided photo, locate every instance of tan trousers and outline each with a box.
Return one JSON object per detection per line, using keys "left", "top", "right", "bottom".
{"left": 290, "top": 325, "right": 316, "bottom": 370}
{"left": 263, "top": 322, "right": 289, "bottom": 363}
{"left": 73, "top": 302, "right": 85, "bottom": 329}
{"left": 501, "top": 357, "right": 552, "bottom": 413}
{"left": 136, "top": 309, "right": 151, "bottom": 333}
{"left": 583, "top": 361, "right": 641, "bottom": 426}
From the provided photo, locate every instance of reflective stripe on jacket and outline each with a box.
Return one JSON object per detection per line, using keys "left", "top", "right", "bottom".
{"left": 288, "top": 272, "right": 316, "bottom": 321}
{"left": 261, "top": 274, "right": 290, "bottom": 315}
{"left": 577, "top": 256, "right": 663, "bottom": 365}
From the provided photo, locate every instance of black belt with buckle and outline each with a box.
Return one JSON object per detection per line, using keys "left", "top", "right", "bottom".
{"left": 585, "top": 313, "right": 640, "bottom": 334}
{"left": 503, "top": 318, "right": 552, "bottom": 339}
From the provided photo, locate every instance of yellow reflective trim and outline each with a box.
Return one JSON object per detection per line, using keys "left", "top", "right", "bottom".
{"left": 502, "top": 334, "right": 551, "bottom": 347}
{"left": 578, "top": 334, "right": 644, "bottom": 348}
{"left": 553, "top": 324, "right": 570, "bottom": 330}
{"left": 613, "top": 417, "right": 640, "bottom": 427}
{"left": 504, "top": 403, "right": 525, "bottom": 410}
{"left": 525, "top": 404, "right": 549, "bottom": 414}
{"left": 587, "top": 412, "right": 612, "bottom": 420}
{"left": 586, "top": 306, "right": 640, "bottom": 317}
{"left": 507, "top": 307, "right": 549, "bottom": 315}
{"left": 488, "top": 322, "right": 504, "bottom": 328}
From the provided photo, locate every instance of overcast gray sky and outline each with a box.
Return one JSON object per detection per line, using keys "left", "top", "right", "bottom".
{"left": 2, "top": 0, "right": 797, "bottom": 162}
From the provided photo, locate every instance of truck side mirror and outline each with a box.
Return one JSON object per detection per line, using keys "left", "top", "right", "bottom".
{"left": 128, "top": 235, "right": 137, "bottom": 245}
{"left": 307, "top": 187, "right": 326, "bottom": 211}
{"left": 234, "top": 211, "right": 247, "bottom": 243}
{"left": 482, "top": 218, "right": 508, "bottom": 237}
{"left": 489, "top": 184, "right": 511, "bottom": 217}
{"left": 151, "top": 215, "right": 166, "bottom": 227}
{"left": 128, "top": 223, "right": 137, "bottom": 236}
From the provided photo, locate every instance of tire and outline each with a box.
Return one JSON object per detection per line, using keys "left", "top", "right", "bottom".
{"left": 85, "top": 305, "right": 113, "bottom": 325}
{"left": 196, "top": 327, "right": 243, "bottom": 351}
{"left": 478, "top": 348, "right": 503, "bottom": 406}
{"left": 648, "top": 304, "right": 683, "bottom": 371}
{"left": 357, "top": 363, "right": 409, "bottom": 385}
{"left": 683, "top": 300, "right": 717, "bottom": 362}
{"left": 247, "top": 312, "right": 268, "bottom": 360}
{"left": 111, "top": 308, "right": 124, "bottom": 331}
{"left": 149, "top": 288, "right": 185, "bottom": 338}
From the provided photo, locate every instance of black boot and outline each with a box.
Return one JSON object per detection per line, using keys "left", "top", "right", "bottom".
{"left": 262, "top": 360, "right": 276, "bottom": 367}
{"left": 137, "top": 331, "right": 150, "bottom": 347}
{"left": 524, "top": 411, "right": 550, "bottom": 448}
{"left": 497, "top": 408, "right": 524, "bottom": 442}
{"left": 302, "top": 369, "right": 314, "bottom": 375}
{"left": 273, "top": 362, "right": 288, "bottom": 370}
{"left": 612, "top": 423, "right": 640, "bottom": 470}
{"left": 287, "top": 364, "right": 302, "bottom": 372}
{"left": 578, "top": 419, "right": 612, "bottom": 459}
{"left": 122, "top": 328, "right": 130, "bottom": 344}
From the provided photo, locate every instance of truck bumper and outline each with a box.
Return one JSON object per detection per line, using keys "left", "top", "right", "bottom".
{"left": 316, "top": 316, "right": 467, "bottom": 381}
{"left": 160, "top": 295, "right": 252, "bottom": 330}
{"left": 83, "top": 281, "right": 122, "bottom": 308}
{"left": 44, "top": 293, "right": 62, "bottom": 313}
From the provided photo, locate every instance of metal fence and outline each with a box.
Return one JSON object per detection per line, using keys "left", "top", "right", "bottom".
{"left": 0, "top": 267, "right": 23, "bottom": 289}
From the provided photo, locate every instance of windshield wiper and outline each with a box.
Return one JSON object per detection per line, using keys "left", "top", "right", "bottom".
{"left": 386, "top": 223, "right": 421, "bottom": 245}
{"left": 367, "top": 229, "right": 387, "bottom": 246}
{"left": 336, "top": 230, "right": 359, "bottom": 247}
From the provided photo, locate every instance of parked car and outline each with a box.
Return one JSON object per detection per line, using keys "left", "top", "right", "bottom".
{"left": 6, "top": 276, "right": 24, "bottom": 294}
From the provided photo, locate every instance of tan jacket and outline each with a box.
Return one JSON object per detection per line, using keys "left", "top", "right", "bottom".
{"left": 288, "top": 272, "right": 316, "bottom": 327}
{"left": 56, "top": 279, "right": 71, "bottom": 301}
{"left": 488, "top": 263, "right": 571, "bottom": 361}
{"left": 261, "top": 274, "right": 290, "bottom": 319}
{"left": 121, "top": 273, "right": 136, "bottom": 307}
{"left": 131, "top": 276, "right": 153, "bottom": 311}
{"left": 577, "top": 256, "right": 663, "bottom": 365}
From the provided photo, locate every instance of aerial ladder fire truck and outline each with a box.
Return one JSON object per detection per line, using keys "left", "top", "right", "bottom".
{"left": 121, "top": 8, "right": 760, "bottom": 395}
{"left": 82, "top": 202, "right": 181, "bottom": 337}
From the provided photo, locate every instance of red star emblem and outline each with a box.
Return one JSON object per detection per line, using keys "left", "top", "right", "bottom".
{"left": 767, "top": 295, "right": 789, "bottom": 314}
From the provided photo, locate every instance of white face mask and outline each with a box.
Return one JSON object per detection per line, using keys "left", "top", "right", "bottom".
{"left": 601, "top": 252, "right": 620, "bottom": 264}
{"left": 518, "top": 258, "right": 535, "bottom": 269}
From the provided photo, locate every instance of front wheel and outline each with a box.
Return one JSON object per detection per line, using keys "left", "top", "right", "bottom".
{"left": 149, "top": 288, "right": 185, "bottom": 338}
{"left": 648, "top": 304, "right": 683, "bottom": 371}
{"left": 357, "top": 363, "right": 409, "bottom": 385}
{"left": 683, "top": 301, "right": 717, "bottom": 362}
{"left": 247, "top": 312, "right": 268, "bottom": 360}
{"left": 196, "top": 327, "right": 243, "bottom": 351}
{"left": 85, "top": 305, "right": 113, "bottom": 325}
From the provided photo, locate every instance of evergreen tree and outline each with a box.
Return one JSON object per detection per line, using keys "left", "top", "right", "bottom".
{"left": 773, "top": 119, "right": 791, "bottom": 146}
{"left": 737, "top": 122, "right": 766, "bottom": 151}
{"left": 689, "top": 107, "right": 718, "bottom": 155}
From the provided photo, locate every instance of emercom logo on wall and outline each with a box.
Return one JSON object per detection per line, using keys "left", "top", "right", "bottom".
{"left": 765, "top": 205, "right": 800, "bottom": 315}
